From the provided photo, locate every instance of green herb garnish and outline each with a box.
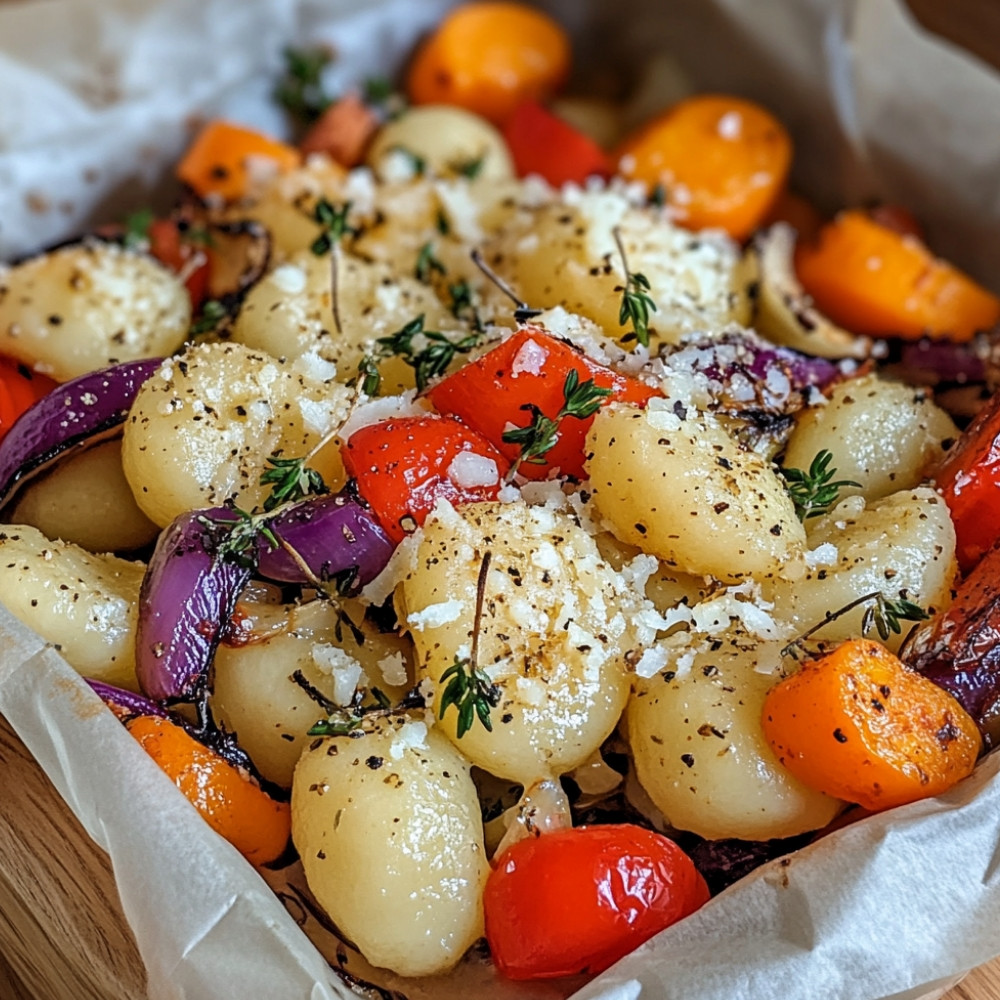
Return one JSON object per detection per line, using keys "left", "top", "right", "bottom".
{"left": 389, "top": 145, "right": 426, "bottom": 176}
{"left": 374, "top": 314, "right": 481, "bottom": 390}
{"left": 451, "top": 153, "right": 485, "bottom": 179}
{"left": 415, "top": 241, "right": 447, "bottom": 284}
{"left": 190, "top": 299, "right": 228, "bottom": 338}
{"left": 310, "top": 199, "right": 359, "bottom": 256}
{"left": 275, "top": 46, "right": 335, "bottom": 123}
{"left": 782, "top": 449, "right": 861, "bottom": 521}
{"left": 123, "top": 208, "right": 154, "bottom": 249}
{"left": 612, "top": 225, "right": 657, "bottom": 348}
{"left": 259, "top": 451, "right": 328, "bottom": 512}
{"left": 502, "top": 369, "right": 612, "bottom": 474}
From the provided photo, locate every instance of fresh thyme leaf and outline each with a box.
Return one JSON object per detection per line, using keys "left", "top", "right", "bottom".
{"left": 331, "top": 564, "right": 361, "bottom": 597}
{"left": 374, "top": 314, "right": 482, "bottom": 391}
{"left": 451, "top": 153, "right": 485, "bottom": 179}
{"left": 357, "top": 354, "right": 382, "bottom": 396}
{"left": 307, "top": 716, "right": 362, "bottom": 736}
{"left": 449, "top": 279, "right": 483, "bottom": 330}
{"left": 862, "top": 594, "right": 930, "bottom": 642}
{"left": 200, "top": 508, "right": 264, "bottom": 570}
{"left": 123, "top": 208, "right": 154, "bottom": 249}
{"left": 362, "top": 76, "right": 407, "bottom": 119}
{"left": 435, "top": 209, "right": 451, "bottom": 236}
{"left": 612, "top": 226, "right": 658, "bottom": 348}
{"left": 389, "top": 144, "right": 426, "bottom": 176}
{"left": 501, "top": 369, "right": 612, "bottom": 474}
{"left": 649, "top": 183, "right": 667, "bottom": 208}
{"left": 310, "top": 199, "right": 359, "bottom": 256}
{"left": 259, "top": 451, "right": 328, "bottom": 512}
{"left": 190, "top": 299, "right": 228, "bottom": 337}
{"left": 438, "top": 658, "right": 500, "bottom": 738}
{"left": 780, "top": 590, "right": 930, "bottom": 659}
{"left": 275, "top": 45, "right": 334, "bottom": 124}
{"left": 782, "top": 449, "right": 861, "bottom": 521}
{"left": 415, "top": 241, "right": 447, "bottom": 284}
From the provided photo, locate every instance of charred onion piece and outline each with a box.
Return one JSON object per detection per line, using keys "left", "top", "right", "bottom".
{"left": 0, "top": 358, "right": 161, "bottom": 509}
{"left": 136, "top": 510, "right": 251, "bottom": 703}
{"left": 257, "top": 491, "right": 395, "bottom": 591}
{"left": 86, "top": 679, "right": 168, "bottom": 721}
{"left": 901, "top": 540, "right": 1000, "bottom": 748}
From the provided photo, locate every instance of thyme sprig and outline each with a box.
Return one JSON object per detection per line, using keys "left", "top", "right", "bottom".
{"left": 190, "top": 299, "right": 228, "bottom": 338}
{"left": 470, "top": 248, "right": 543, "bottom": 325}
{"left": 123, "top": 208, "right": 155, "bottom": 249}
{"left": 449, "top": 278, "right": 483, "bottom": 330}
{"left": 451, "top": 153, "right": 485, "bottom": 179}
{"left": 361, "top": 313, "right": 482, "bottom": 393}
{"left": 781, "top": 591, "right": 930, "bottom": 660}
{"left": 782, "top": 449, "right": 861, "bottom": 521}
{"left": 259, "top": 451, "right": 328, "bottom": 512}
{"left": 200, "top": 507, "right": 279, "bottom": 570}
{"left": 439, "top": 552, "right": 501, "bottom": 738}
{"left": 501, "top": 369, "right": 612, "bottom": 477}
{"left": 298, "top": 671, "right": 427, "bottom": 737}
{"left": 612, "top": 226, "right": 657, "bottom": 348}
{"left": 415, "top": 241, "right": 447, "bottom": 284}
{"left": 275, "top": 46, "right": 335, "bottom": 123}
{"left": 309, "top": 199, "right": 359, "bottom": 256}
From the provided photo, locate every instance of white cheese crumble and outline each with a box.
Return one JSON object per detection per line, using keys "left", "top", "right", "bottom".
{"left": 310, "top": 644, "right": 367, "bottom": 707}
{"left": 447, "top": 451, "right": 499, "bottom": 489}
{"left": 389, "top": 720, "right": 428, "bottom": 760}
{"left": 407, "top": 599, "right": 464, "bottom": 631}
{"left": 270, "top": 263, "right": 308, "bottom": 295}
{"left": 376, "top": 650, "right": 409, "bottom": 688}
{"left": 510, "top": 337, "right": 549, "bottom": 376}
{"left": 806, "top": 542, "right": 839, "bottom": 569}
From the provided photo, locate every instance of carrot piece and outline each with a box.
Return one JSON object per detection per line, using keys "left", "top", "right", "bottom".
{"left": 176, "top": 120, "right": 301, "bottom": 202}
{"left": 127, "top": 715, "right": 289, "bottom": 865}
{"left": 762, "top": 639, "right": 981, "bottom": 812}
{"left": 299, "top": 92, "right": 379, "bottom": 166}
{"left": 616, "top": 95, "right": 792, "bottom": 240}
{"left": 406, "top": 2, "right": 570, "bottom": 125}
{"left": 795, "top": 210, "right": 1000, "bottom": 342}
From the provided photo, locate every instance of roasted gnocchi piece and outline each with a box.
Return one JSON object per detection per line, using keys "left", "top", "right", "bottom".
{"left": 396, "top": 500, "right": 636, "bottom": 784}
{"left": 0, "top": 524, "right": 143, "bottom": 689}
{"left": 587, "top": 400, "right": 806, "bottom": 581}
{"left": 292, "top": 718, "right": 489, "bottom": 977}
{"left": 0, "top": 242, "right": 190, "bottom": 381}
{"left": 627, "top": 625, "right": 844, "bottom": 841}
{"left": 120, "top": 342, "right": 352, "bottom": 526}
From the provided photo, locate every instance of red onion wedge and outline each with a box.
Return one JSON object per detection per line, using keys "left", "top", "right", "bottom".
{"left": 86, "top": 679, "right": 168, "bottom": 721}
{"left": 136, "top": 509, "right": 251, "bottom": 703}
{"left": 256, "top": 490, "right": 395, "bottom": 591}
{"left": 0, "top": 357, "right": 161, "bottom": 509}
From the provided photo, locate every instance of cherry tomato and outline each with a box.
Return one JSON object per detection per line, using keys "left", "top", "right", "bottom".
{"left": 484, "top": 824, "right": 709, "bottom": 979}
{"left": 426, "top": 328, "right": 659, "bottom": 481}
{"left": 502, "top": 102, "right": 611, "bottom": 187}
{"left": 341, "top": 414, "right": 510, "bottom": 544}
{"left": 147, "top": 219, "right": 211, "bottom": 309}
{"left": 0, "top": 355, "right": 57, "bottom": 442}
{"left": 936, "top": 389, "right": 1000, "bottom": 572}
{"left": 866, "top": 203, "right": 923, "bottom": 240}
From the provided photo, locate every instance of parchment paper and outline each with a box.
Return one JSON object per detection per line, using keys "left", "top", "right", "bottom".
{"left": 2, "top": 1, "right": 1000, "bottom": 998}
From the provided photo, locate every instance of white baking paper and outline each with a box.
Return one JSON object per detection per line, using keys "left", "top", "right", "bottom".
{"left": 1, "top": 1, "right": 999, "bottom": 998}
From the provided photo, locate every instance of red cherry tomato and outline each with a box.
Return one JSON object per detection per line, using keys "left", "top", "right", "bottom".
{"left": 866, "top": 203, "right": 923, "bottom": 240}
{"left": 0, "top": 355, "right": 57, "bottom": 441}
{"left": 341, "top": 414, "right": 510, "bottom": 544}
{"left": 936, "top": 389, "right": 1000, "bottom": 572}
{"left": 426, "top": 328, "right": 659, "bottom": 480}
{"left": 502, "top": 102, "right": 611, "bottom": 187}
{"left": 147, "top": 219, "right": 211, "bottom": 309}
{"left": 484, "top": 824, "right": 709, "bottom": 979}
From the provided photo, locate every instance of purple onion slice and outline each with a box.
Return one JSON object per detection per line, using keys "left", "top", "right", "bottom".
{"left": 257, "top": 491, "right": 395, "bottom": 591}
{"left": 0, "top": 357, "right": 161, "bottom": 509}
{"left": 86, "top": 679, "right": 168, "bottom": 721}
{"left": 136, "top": 509, "right": 251, "bottom": 702}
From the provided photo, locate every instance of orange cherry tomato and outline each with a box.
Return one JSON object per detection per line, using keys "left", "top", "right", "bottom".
{"left": 502, "top": 101, "right": 611, "bottom": 187}
{"left": 126, "top": 714, "right": 290, "bottom": 866}
{"left": 936, "top": 388, "right": 1000, "bottom": 571}
{"left": 484, "top": 824, "right": 709, "bottom": 979}
{"left": 0, "top": 355, "right": 57, "bottom": 440}
{"left": 406, "top": 2, "right": 570, "bottom": 124}
{"left": 341, "top": 414, "right": 510, "bottom": 544}
{"left": 426, "top": 328, "right": 659, "bottom": 481}
{"left": 616, "top": 94, "right": 792, "bottom": 240}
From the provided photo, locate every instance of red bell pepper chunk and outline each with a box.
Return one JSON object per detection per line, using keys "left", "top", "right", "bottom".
{"left": 341, "top": 414, "right": 510, "bottom": 544}
{"left": 147, "top": 219, "right": 212, "bottom": 310}
{"left": 937, "top": 390, "right": 1000, "bottom": 572}
{"left": 502, "top": 102, "right": 611, "bottom": 187}
{"left": 426, "top": 328, "right": 659, "bottom": 481}
{"left": 484, "top": 824, "right": 709, "bottom": 980}
{"left": 0, "top": 355, "right": 57, "bottom": 443}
